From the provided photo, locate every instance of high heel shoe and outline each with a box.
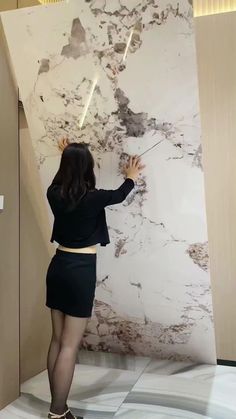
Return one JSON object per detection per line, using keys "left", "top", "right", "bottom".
{"left": 48, "top": 412, "right": 66, "bottom": 418}
{"left": 65, "top": 408, "right": 83, "bottom": 419}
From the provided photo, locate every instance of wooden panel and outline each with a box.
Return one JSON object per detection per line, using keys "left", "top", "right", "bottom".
{"left": 18, "top": 0, "right": 40, "bottom": 7}
{"left": 0, "top": 23, "right": 19, "bottom": 408}
{"left": 0, "top": 0, "right": 40, "bottom": 12}
{"left": 19, "top": 109, "right": 52, "bottom": 383}
{"left": 195, "top": 11, "right": 236, "bottom": 360}
{"left": 0, "top": 0, "right": 17, "bottom": 11}
{"left": 18, "top": 0, "right": 65, "bottom": 6}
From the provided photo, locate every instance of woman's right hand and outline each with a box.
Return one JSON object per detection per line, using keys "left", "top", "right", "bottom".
{"left": 125, "top": 156, "right": 145, "bottom": 182}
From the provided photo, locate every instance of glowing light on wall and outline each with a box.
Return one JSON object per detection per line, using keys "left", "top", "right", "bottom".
{"left": 122, "top": 28, "right": 134, "bottom": 63}
{"left": 194, "top": 0, "right": 236, "bottom": 17}
{"left": 38, "top": 0, "right": 66, "bottom": 4}
{"left": 79, "top": 75, "right": 99, "bottom": 129}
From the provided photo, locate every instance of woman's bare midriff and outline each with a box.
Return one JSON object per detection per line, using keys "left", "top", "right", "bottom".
{"left": 58, "top": 244, "right": 97, "bottom": 254}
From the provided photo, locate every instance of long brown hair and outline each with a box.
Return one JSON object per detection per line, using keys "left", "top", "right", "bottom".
{"left": 53, "top": 142, "right": 96, "bottom": 208}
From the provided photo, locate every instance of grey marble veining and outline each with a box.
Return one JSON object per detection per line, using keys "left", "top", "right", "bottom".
{"left": 114, "top": 405, "right": 213, "bottom": 418}
{"left": 123, "top": 363, "right": 236, "bottom": 419}
{"left": 143, "top": 359, "right": 198, "bottom": 375}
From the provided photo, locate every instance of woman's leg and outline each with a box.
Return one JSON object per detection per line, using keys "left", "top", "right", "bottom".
{"left": 47, "top": 309, "right": 65, "bottom": 396}
{"left": 50, "top": 314, "right": 88, "bottom": 415}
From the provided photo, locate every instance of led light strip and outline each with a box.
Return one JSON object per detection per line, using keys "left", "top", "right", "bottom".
{"left": 193, "top": 0, "right": 236, "bottom": 17}
{"left": 38, "top": 0, "right": 66, "bottom": 4}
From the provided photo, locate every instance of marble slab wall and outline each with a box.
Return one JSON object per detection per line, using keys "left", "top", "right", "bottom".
{"left": 1, "top": 0, "right": 216, "bottom": 363}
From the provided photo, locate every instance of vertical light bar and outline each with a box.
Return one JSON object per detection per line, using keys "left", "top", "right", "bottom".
{"left": 79, "top": 75, "right": 99, "bottom": 129}
{"left": 122, "top": 28, "right": 134, "bottom": 63}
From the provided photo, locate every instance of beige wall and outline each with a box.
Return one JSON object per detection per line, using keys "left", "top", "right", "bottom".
{"left": 19, "top": 110, "right": 53, "bottom": 383}
{"left": 0, "top": 22, "right": 19, "bottom": 409}
{"left": 195, "top": 11, "right": 236, "bottom": 361}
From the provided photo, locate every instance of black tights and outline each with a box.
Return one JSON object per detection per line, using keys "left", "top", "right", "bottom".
{"left": 47, "top": 310, "right": 88, "bottom": 415}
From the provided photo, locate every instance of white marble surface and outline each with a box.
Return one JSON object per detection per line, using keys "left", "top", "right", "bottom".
{"left": 123, "top": 362, "right": 236, "bottom": 419}
{"left": 1, "top": 354, "right": 236, "bottom": 419}
{"left": 1, "top": 0, "right": 215, "bottom": 362}
{"left": 21, "top": 365, "right": 141, "bottom": 410}
{"left": 0, "top": 352, "right": 150, "bottom": 419}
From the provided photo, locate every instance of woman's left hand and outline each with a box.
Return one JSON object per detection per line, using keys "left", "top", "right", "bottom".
{"left": 58, "top": 138, "right": 70, "bottom": 153}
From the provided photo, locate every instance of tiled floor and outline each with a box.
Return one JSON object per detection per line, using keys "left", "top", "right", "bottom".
{"left": 1, "top": 351, "right": 236, "bottom": 418}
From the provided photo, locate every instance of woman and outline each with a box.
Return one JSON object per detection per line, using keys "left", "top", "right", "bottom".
{"left": 46, "top": 141, "right": 144, "bottom": 419}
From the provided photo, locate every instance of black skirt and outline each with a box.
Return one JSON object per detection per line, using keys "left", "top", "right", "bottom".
{"left": 46, "top": 249, "right": 97, "bottom": 317}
